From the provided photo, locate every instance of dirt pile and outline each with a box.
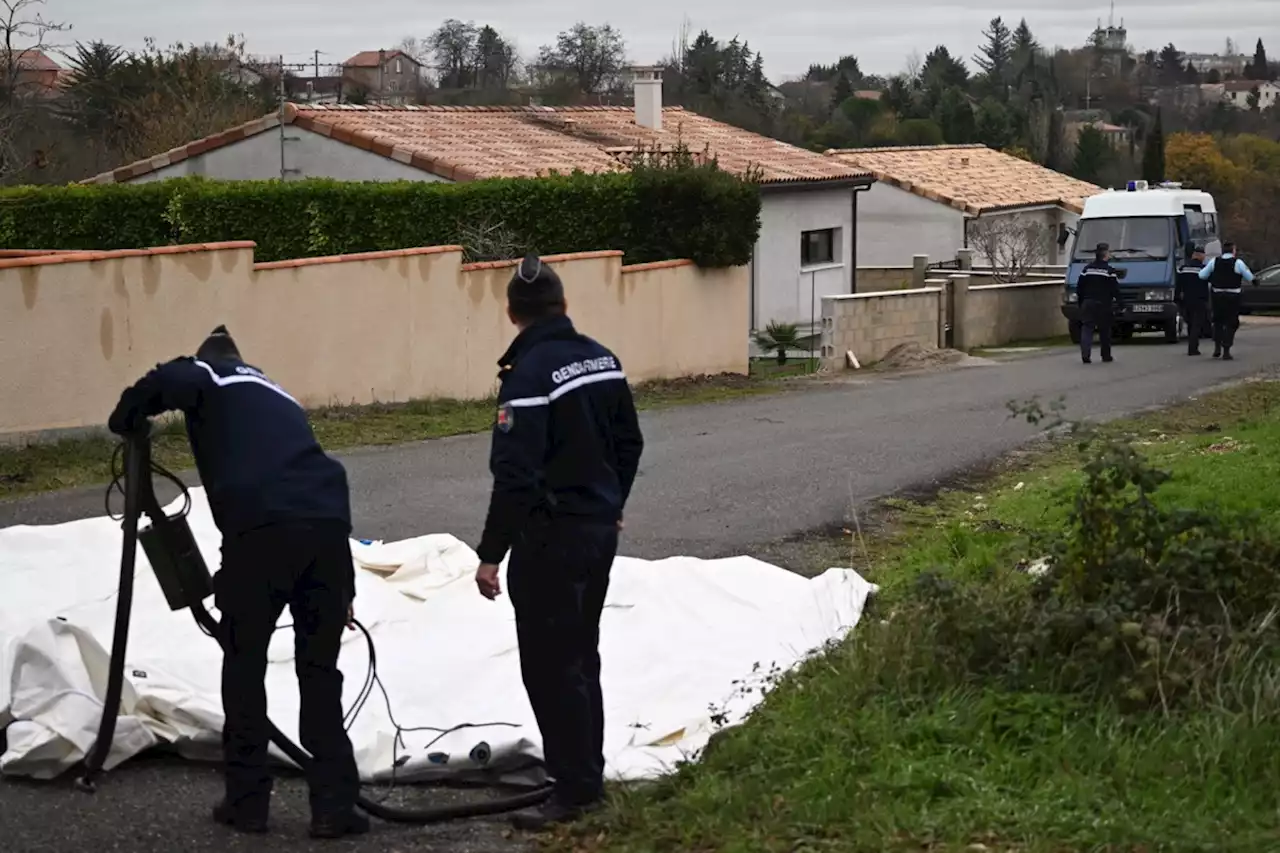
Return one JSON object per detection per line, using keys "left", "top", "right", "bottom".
{"left": 874, "top": 342, "right": 967, "bottom": 372}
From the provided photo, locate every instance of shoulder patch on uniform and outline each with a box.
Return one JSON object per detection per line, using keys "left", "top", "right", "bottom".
{"left": 496, "top": 402, "right": 514, "bottom": 433}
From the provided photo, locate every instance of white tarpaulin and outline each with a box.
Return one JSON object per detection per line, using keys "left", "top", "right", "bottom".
{"left": 0, "top": 488, "right": 876, "bottom": 783}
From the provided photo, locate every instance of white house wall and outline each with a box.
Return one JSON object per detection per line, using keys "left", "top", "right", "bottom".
{"left": 130, "top": 127, "right": 442, "bottom": 183}
{"left": 966, "top": 207, "right": 1076, "bottom": 267}
{"left": 754, "top": 187, "right": 853, "bottom": 331}
{"left": 856, "top": 183, "right": 964, "bottom": 267}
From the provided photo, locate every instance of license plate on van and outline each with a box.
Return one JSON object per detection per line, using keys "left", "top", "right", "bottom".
{"left": 1132, "top": 304, "right": 1163, "bottom": 313}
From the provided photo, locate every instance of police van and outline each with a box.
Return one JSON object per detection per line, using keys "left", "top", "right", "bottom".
{"left": 1062, "top": 180, "right": 1220, "bottom": 344}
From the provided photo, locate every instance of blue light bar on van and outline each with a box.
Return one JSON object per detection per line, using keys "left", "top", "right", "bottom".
{"left": 1126, "top": 180, "right": 1149, "bottom": 192}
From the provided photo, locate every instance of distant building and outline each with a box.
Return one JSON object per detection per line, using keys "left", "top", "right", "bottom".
{"left": 1, "top": 48, "right": 63, "bottom": 97}
{"left": 1222, "top": 79, "right": 1280, "bottom": 110}
{"left": 1089, "top": 18, "right": 1129, "bottom": 76}
{"left": 1185, "top": 53, "right": 1249, "bottom": 76}
{"left": 1066, "top": 120, "right": 1133, "bottom": 151}
{"left": 341, "top": 50, "right": 423, "bottom": 104}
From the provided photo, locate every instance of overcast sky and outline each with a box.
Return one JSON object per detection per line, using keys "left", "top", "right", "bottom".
{"left": 33, "top": 0, "right": 1280, "bottom": 81}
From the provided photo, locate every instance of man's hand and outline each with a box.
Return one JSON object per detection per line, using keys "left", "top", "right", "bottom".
{"left": 617, "top": 515, "right": 625, "bottom": 532}
{"left": 346, "top": 604, "right": 356, "bottom": 631}
{"left": 475, "top": 563, "right": 502, "bottom": 600}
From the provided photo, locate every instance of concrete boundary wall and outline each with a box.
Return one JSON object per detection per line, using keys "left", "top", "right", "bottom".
{"left": 961, "top": 279, "right": 1068, "bottom": 349}
{"left": 0, "top": 243, "right": 748, "bottom": 438}
{"left": 821, "top": 273, "right": 1067, "bottom": 368}
{"left": 819, "top": 286, "right": 944, "bottom": 365}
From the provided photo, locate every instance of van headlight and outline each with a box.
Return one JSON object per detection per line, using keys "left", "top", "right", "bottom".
{"left": 1144, "top": 290, "right": 1169, "bottom": 301}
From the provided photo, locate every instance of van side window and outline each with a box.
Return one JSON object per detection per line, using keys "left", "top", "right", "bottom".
{"left": 1184, "top": 207, "right": 1212, "bottom": 243}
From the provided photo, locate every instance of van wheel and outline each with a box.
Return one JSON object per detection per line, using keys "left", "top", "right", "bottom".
{"left": 1164, "top": 315, "right": 1180, "bottom": 343}
{"left": 1068, "top": 321, "right": 1082, "bottom": 345}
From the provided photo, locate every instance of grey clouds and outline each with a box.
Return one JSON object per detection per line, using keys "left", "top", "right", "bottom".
{"left": 35, "top": 0, "right": 1280, "bottom": 80}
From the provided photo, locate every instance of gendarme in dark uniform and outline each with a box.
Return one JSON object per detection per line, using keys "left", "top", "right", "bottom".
{"left": 1076, "top": 243, "right": 1125, "bottom": 364}
{"left": 1174, "top": 244, "right": 1209, "bottom": 356}
{"left": 1199, "top": 241, "right": 1256, "bottom": 360}
{"left": 107, "top": 326, "right": 366, "bottom": 840}
{"left": 473, "top": 255, "right": 644, "bottom": 831}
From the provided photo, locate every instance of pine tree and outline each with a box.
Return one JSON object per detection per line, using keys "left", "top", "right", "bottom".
{"left": 1141, "top": 110, "right": 1165, "bottom": 184}
{"left": 1013, "top": 19, "right": 1039, "bottom": 61}
{"left": 1072, "top": 125, "right": 1111, "bottom": 183}
{"left": 1246, "top": 39, "right": 1271, "bottom": 80}
{"left": 1046, "top": 108, "right": 1068, "bottom": 172}
{"left": 831, "top": 74, "right": 854, "bottom": 111}
{"left": 974, "top": 17, "right": 1014, "bottom": 94}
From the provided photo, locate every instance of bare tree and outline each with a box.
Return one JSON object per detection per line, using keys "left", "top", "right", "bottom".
{"left": 0, "top": 0, "right": 68, "bottom": 182}
{"left": 1, "top": 0, "right": 69, "bottom": 102}
{"left": 903, "top": 49, "right": 923, "bottom": 84}
{"left": 967, "top": 216, "right": 1055, "bottom": 283}
{"left": 429, "top": 19, "right": 477, "bottom": 89}
{"left": 537, "top": 22, "right": 626, "bottom": 94}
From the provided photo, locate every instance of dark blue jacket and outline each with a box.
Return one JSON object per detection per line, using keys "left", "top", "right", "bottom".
{"left": 108, "top": 356, "right": 351, "bottom": 538}
{"left": 1077, "top": 260, "right": 1122, "bottom": 305}
{"left": 1175, "top": 258, "right": 1208, "bottom": 303}
{"left": 476, "top": 314, "right": 644, "bottom": 565}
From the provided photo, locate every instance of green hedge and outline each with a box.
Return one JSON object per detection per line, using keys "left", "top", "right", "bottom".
{"left": 0, "top": 166, "right": 761, "bottom": 267}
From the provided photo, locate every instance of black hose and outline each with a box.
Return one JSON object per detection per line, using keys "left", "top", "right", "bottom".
{"left": 76, "top": 430, "right": 146, "bottom": 792}
{"left": 82, "top": 430, "right": 553, "bottom": 823}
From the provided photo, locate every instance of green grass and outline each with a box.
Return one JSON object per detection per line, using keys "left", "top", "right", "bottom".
{"left": 0, "top": 374, "right": 784, "bottom": 500}
{"left": 550, "top": 380, "right": 1280, "bottom": 853}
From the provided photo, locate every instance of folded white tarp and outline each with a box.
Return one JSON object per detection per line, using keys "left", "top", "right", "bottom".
{"left": 0, "top": 488, "right": 876, "bottom": 783}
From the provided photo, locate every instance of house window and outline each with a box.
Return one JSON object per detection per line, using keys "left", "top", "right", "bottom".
{"left": 394, "top": 58, "right": 403, "bottom": 75}
{"left": 801, "top": 228, "right": 838, "bottom": 267}
{"left": 389, "top": 79, "right": 400, "bottom": 92}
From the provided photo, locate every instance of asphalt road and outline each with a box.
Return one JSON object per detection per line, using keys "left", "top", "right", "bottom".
{"left": 5, "top": 320, "right": 1280, "bottom": 852}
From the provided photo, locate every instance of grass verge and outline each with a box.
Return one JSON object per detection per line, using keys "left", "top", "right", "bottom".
{"left": 0, "top": 372, "right": 788, "bottom": 501}
{"left": 550, "top": 378, "right": 1280, "bottom": 853}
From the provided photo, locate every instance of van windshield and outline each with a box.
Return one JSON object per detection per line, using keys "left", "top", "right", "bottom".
{"left": 1074, "top": 217, "right": 1172, "bottom": 261}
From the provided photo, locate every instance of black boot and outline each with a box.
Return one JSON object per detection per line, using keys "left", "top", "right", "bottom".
{"left": 212, "top": 799, "right": 269, "bottom": 834}
{"left": 1223, "top": 347, "right": 1234, "bottom": 361}
{"left": 309, "top": 810, "right": 371, "bottom": 839}
{"left": 510, "top": 797, "right": 602, "bottom": 832}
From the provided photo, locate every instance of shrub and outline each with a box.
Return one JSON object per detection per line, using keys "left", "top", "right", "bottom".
{"left": 871, "top": 399, "right": 1280, "bottom": 717}
{"left": 0, "top": 153, "right": 761, "bottom": 267}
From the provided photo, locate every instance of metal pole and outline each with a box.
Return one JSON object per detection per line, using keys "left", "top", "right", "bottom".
{"left": 278, "top": 55, "right": 286, "bottom": 181}
{"left": 810, "top": 270, "right": 816, "bottom": 371}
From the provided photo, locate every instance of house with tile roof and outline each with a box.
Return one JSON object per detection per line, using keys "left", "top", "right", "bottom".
{"left": 341, "top": 49, "right": 423, "bottom": 104}
{"left": 826, "top": 144, "right": 1104, "bottom": 268}
{"left": 85, "top": 70, "right": 877, "bottom": 333}
{"left": 1222, "top": 79, "right": 1280, "bottom": 111}
{"left": 2, "top": 48, "right": 64, "bottom": 97}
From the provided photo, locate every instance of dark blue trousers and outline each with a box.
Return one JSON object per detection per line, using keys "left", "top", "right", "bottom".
{"left": 1079, "top": 300, "right": 1113, "bottom": 362}
{"left": 508, "top": 518, "right": 618, "bottom": 806}
{"left": 214, "top": 522, "right": 359, "bottom": 820}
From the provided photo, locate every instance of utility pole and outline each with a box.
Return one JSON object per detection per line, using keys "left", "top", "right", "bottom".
{"left": 378, "top": 48, "right": 386, "bottom": 103}
{"left": 278, "top": 55, "right": 287, "bottom": 180}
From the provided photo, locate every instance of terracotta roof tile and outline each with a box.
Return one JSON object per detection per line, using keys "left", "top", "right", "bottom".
{"left": 285, "top": 104, "right": 868, "bottom": 185}
{"left": 826, "top": 144, "right": 1103, "bottom": 215}
{"left": 5, "top": 49, "right": 60, "bottom": 71}
{"left": 85, "top": 103, "right": 872, "bottom": 187}
{"left": 343, "top": 50, "right": 417, "bottom": 68}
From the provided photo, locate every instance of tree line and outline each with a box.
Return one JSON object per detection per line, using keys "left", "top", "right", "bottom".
{"left": 3, "top": 0, "right": 1279, "bottom": 194}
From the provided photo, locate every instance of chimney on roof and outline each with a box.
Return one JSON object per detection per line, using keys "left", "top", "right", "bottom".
{"left": 630, "top": 66, "right": 663, "bottom": 131}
